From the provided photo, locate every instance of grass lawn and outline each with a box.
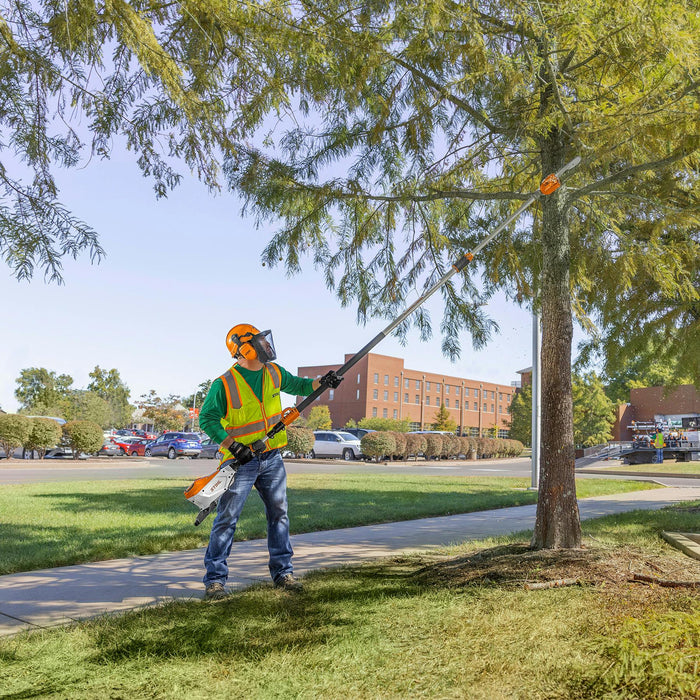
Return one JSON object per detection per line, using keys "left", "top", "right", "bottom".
{"left": 590, "top": 462, "right": 700, "bottom": 475}
{"left": 2, "top": 502, "right": 698, "bottom": 699}
{"left": 0, "top": 474, "right": 659, "bottom": 575}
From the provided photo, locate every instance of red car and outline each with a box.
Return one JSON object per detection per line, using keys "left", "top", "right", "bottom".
{"left": 126, "top": 439, "right": 150, "bottom": 456}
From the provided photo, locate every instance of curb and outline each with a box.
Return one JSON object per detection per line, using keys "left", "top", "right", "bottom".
{"left": 661, "top": 531, "right": 700, "bottom": 561}
{"left": 578, "top": 468, "right": 700, "bottom": 479}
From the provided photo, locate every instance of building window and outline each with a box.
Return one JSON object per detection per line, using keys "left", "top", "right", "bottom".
{"left": 383, "top": 390, "right": 388, "bottom": 400}
{"left": 415, "top": 395, "right": 420, "bottom": 404}
{"left": 445, "top": 385, "right": 450, "bottom": 394}
{"left": 474, "top": 389, "right": 479, "bottom": 399}
{"left": 455, "top": 400, "right": 459, "bottom": 409}
{"left": 356, "top": 390, "right": 360, "bottom": 400}
{"left": 394, "top": 376, "right": 399, "bottom": 387}
{"left": 404, "top": 378, "right": 409, "bottom": 388}
{"left": 384, "top": 374, "right": 389, "bottom": 385}
{"left": 436, "top": 383, "right": 441, "bottom": 393}
{"left": 426, "top": 381, "right": 431, "bottom": 391}
{"left": 483, "top": 403, "right": 487, "bottom": 411}
{"left": 445, "top": 399, "right": 449, "bottom": 408}
{"left": 498, "top": 405, "right": 502, "bottom": 413}
{"left": 374, "top": 373, "right": 378, "bottom": 384}
{"left": 470, "top": 427, "right": 479, "bottom": 437}
{"left": 474, "top": 402, "right": 478, "bottom": 411}
{"left": 372, "top": 407, "right": 377, "bottom": 417}
{"left": 415, "top": 380, "right": 420, "bottom": 389}
{"left": 426, "top": 396, "right": 430, "bottom": 405}
{"left": 383, "top": 408, "right": 388, "bottom": 418}
{"left": 373, "top": 389, "right": 378, "bottom": 399}
{"left": 498, "top": 429, "right": 510, "bottom": 439}
{"left": 329, "top": 389, "right": 334, "bottom": 400}
{"left": 393, "top": 409, "right": 398, "bottom": 419}
{"left": 499, "top": 393, "right": 503, "bottom": 401}
{"left": 491, "top": 404, "right": 495, "bottom": 412}
{"left": 404, "top": 393, "right": 409, "bottom": 403}
{"left": 357, "top": 373, "right": 361, "bottom": 384}
{"left": 435, "top": 398, "right": 440, "bottom": 406}
{"left": 463, "top": 387, "right": 468, "bottom": 397}
{"left": 394, "top": 392, "right": 398, "bottom": 402}
{"left": 409, "top": 421, "right": 420, "bottom": 431}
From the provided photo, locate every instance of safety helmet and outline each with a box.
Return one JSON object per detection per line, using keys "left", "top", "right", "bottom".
{"left": 226, "top": 324, "right": 277, "bottom": 363}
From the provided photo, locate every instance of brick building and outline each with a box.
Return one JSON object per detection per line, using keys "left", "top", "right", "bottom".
{"left": 613, "top": 385, "right": 700, "bottom": 441}
{"left": 297, "top": 352, "right": 517, "bottom": 436}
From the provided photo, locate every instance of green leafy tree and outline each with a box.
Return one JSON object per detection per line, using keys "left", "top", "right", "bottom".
{"left": 432, "top": 404, "right": 457, "bottom": 433}
{"left": 87, "top": 366, "right": 133, "bottom": 427}
{"left": 217, "top": 0, "right": 699, "bottom": 550}
{"left": 344, "top": 418, "right": 358, "bottom": 429}
{"left": 508, "top": 385, "right": 533, "bottom": 447}
{"left": 572, "top": 373, "right": 615, "bottom": 448}
{"left": 14, "top": 368, "right": 73, "bottom": 411}
{"left": 64, "top": 391, "right": 112, "bottom": 429}
{"left": 0, "top": 414, "right": 32, "bottom": 459}
{"left": 306, "top": 405, "right": 333, "bottom": 430}
{"left": 62, "top": 421, "right": 103, "bottom": 459}
{"left": 358, "top": 417, "right": 411, "bottom": 432}
{"left": 25, "top": 418, "right": 63, "bottom": 459}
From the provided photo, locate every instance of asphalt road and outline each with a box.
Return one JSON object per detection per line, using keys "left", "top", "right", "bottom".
{"left": 0, "top": 455, "right": 697, "bottom": 488}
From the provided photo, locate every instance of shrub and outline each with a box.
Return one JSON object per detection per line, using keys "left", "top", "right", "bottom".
{"left": 404, "top": 433, "right": 426, "bottom": 460}
{"left": 459, "top": 436, "right": 475, "bottom": 460}
{"left": 26, "top": 418, "right": 63, "bottom": 459}
{"left": 444, "top": 434, "right": 461, "bottom": 458}
{"left": 360, "top": 431, "right": 396, "bottom": 461}
{"left": 390, "top": 431, "right": 407, "bottom": 459}
{"left": 63, "top": 420, "right": 103, "bottom": 458}
{"left": 423, "top": 433, "right": 443, "bottom": 459}
{"left": 286, "top": 426, "right": 315, "bottom": 457}
{"left": 0, "top": 414, "right": 32, "bottom": 459}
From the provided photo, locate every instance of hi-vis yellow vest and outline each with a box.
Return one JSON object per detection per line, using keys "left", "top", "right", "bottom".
{"left": 654, "top": 432, "right": 664, "bottom": 448}
{"left": 218, "top": 363, "right": 287, "bottom": 463}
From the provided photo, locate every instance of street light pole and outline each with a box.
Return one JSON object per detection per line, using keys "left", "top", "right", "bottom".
{"left": 530, "top": 308, "right": 541, "bottom": 490}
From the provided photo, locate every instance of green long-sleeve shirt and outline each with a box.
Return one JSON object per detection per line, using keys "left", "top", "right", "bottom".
{"left": 199, "top": 363, "right": 314, "bottom": 444}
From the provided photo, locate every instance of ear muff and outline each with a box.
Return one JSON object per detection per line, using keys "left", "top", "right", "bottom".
{"left": 233, "top": 333, "right": 257, "bottom": 360}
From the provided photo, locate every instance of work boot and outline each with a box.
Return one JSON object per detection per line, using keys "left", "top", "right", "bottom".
{"left": 203, "top": 582, "right": 227, "bottom": 601}
{"left": 275, "top": 574, "right": 303, "bottom": 592}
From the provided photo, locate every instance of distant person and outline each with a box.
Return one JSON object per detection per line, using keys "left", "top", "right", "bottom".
{"left": 198, "top": 323, "right": 341, "bottom": 601}
{"left": 654, "top": 428, "right": 665, "bottom": 463}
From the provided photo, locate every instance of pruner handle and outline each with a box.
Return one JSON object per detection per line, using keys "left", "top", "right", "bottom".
{"left": 266, "top": 407, "right": 301, "bottom": 442}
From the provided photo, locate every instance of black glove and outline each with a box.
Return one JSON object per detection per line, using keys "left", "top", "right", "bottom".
{"left": 320, "top": 370, "right": 343, "bottom": 389}
{"left": 228, "top": 440, "right": 254, "bottom": 465}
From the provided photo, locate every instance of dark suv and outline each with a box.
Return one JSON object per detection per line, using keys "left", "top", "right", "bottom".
{"left": 144, "top": 432, "right": 202, "bottom": 459}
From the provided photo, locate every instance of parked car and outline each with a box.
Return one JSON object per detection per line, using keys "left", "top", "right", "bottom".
{"left": 97, "top": 440, "right": 123, "bottom": 457}
{"left": 144, "top": 432, "right": 202, "bottom": 459}
{"left": 196, "top": 438, "right": 222, "bottom": 460}
{"left": 114, "top": 429, "right": 135, "bottom": 437}
{"left": 343, "top": 428, "right": 376, "bottom": 440}
{"left": 311, "top": 430, "right": 363, "bottom": 460}
{"left": 125, "top": 438, "right": 150, "bottom": 456}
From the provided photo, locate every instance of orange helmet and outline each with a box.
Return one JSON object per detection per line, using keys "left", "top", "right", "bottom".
{"left": 226, "top": 324, "right": 277, "bottom": 362}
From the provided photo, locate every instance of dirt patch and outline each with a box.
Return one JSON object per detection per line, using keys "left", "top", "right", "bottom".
{"left": 411, "top": 541, "right": 700, "bottom": 607}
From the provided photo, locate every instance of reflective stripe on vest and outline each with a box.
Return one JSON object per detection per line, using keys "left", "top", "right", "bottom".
{"left": 218, "top": 363, "right": 287, "bottom": 462}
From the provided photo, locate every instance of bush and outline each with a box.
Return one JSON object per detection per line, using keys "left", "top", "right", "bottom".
{"left": 390, "top": 431, "right": 407, "bottom": 459}
{"left": 286, "top": 426, "right": 315, "bottom": 457}
{"left": 423, "top": 433, "right": 443, "bottom": 459}
{"left": 63, "top": 420, "right": 103, "bottom": 459}
{"left": 0, "top": 414, "right": 32, "bottom": 459}
{"left": 360, "top": 431, "right": 396, "bottom": 461}
{"left": 458, "top": 436, "right": 475, "bottom": 460}
{"left": 404, "top": 433, "right": 426, "bottom": 460}
{"left": 443, "top": 434, "right": 461, "bottom": 458}
{"left": 26, "top": 418, "right": 63, "bottom": 459}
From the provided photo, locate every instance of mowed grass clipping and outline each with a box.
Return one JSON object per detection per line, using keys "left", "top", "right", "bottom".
{"left": 0, "top": 474, "right": 659, "bottom": 574}
{"left": 1, "top": 503, "right": 698, "bottom": 700}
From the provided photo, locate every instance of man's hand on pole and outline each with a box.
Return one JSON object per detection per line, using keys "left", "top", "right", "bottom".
{"left": 319, "top": 370, "right": 343, "bottom": 389}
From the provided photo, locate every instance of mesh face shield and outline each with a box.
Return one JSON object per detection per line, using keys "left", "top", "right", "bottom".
{"left": 251, "top": 330, "right": 277, "bottom": 363}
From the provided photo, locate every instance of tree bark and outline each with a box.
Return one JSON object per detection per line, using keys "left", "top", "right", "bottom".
{"left": 531, "top": 134, "right": 582, "bottom": 549}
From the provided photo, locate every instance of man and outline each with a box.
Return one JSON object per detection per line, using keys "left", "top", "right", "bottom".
{"left": 654, "top": 428, "right": 665, "bottom": 464}
{"left": 198, "top": 323, "right": 340, "bottom": 600}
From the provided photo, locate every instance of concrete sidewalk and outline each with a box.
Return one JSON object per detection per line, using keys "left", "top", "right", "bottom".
{"left": 1, "top": 487, "right": 698, "bottom": 637}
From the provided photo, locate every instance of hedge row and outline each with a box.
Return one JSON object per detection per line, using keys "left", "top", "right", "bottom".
{"left": 360, "top": 431, "right": 524, "bottom": 461}
{"left": 0, "top": 414, "right": 102, "bottom": 459}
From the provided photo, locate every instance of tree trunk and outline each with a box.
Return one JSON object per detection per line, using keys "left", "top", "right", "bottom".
{"left": 531, "top": 137, "right": 582, "bottom": 549}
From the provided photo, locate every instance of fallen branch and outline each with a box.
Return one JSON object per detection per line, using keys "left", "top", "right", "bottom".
{"left": 631, "top": 573, "right": 700, "bottom": 589}
{"left": 524, "top": 578, "right": 580, "bottom": 590}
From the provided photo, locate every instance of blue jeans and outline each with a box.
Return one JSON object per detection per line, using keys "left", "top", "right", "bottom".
{"left": 203, "top": 449, "right": 293, "bottom": 586}
{"left": 655, "top": 448, "right": 664, "bottom": 463}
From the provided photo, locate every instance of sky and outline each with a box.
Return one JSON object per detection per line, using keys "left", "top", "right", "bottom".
{"left": 0, "top": 149, "right": 586, "bottom": 415}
